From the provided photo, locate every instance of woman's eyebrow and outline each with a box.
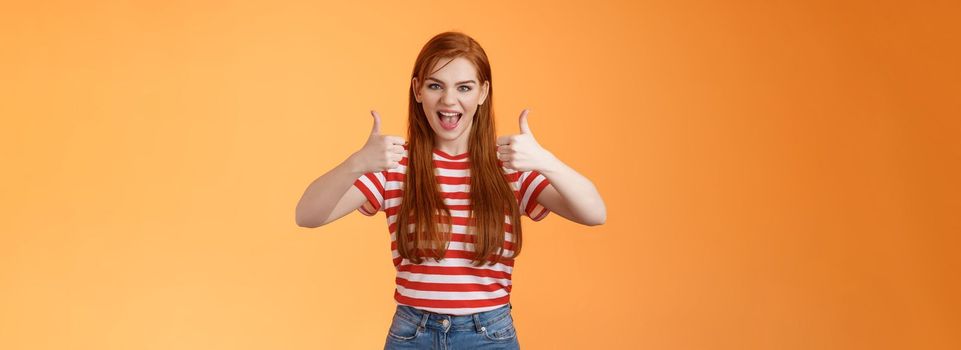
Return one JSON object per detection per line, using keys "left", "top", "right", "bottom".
{"left": 427, "top": 77, "right": 476, "bottom": 85}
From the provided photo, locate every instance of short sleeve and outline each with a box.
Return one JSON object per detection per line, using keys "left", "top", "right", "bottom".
{"left": 353, "top": 171, "right": 387, "bottom": 216}
{"left": 517, "top": 170, "right": 551, "bottom": 221}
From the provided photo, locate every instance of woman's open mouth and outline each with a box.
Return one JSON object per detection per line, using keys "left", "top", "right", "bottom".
{"left": 437, "top": 111, "right": 462, "bottom": 130}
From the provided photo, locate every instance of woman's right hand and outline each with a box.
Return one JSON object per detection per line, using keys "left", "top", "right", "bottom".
{"left": 350, "top": 110, "right": 407, "bottom": 173}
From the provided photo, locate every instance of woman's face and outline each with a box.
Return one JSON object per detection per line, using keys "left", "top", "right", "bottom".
{"left": 412, "top": 57, "right": 490, "bottom": 145}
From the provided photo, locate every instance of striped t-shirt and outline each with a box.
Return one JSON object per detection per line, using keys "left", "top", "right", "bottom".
{"left": 353, "top": 145, "right": 551, "bottom": 315}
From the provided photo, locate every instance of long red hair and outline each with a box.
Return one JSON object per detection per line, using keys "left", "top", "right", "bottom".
{"left": 397, "top": 31, "right": 523, "bottom": 267}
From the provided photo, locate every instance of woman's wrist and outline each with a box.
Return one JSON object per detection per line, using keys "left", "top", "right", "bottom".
{"left": 344, "top": 152, "right": 368, "bottom": 176}
{"left": 537, "top": 152, "right": 564, "bottom": 176}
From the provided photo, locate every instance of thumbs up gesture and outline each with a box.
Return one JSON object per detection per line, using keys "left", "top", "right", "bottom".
{"left": 496, "top": 109, "right": 557, "bottom": 172}
{"left": 352, "top": 110, "right": 407, "bottom": 172}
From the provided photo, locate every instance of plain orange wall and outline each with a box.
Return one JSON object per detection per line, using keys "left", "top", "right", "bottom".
{"left": 2, "top": 1, "right": 959, "bottom": 349}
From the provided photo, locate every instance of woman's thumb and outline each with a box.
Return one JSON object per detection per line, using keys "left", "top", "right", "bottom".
{"left": 370, "top": 110, "right": 381, "bottom": 135}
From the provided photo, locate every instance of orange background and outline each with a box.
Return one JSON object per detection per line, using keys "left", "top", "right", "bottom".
{"left": 2, "top": 1, "right": 959, "bottom": 349}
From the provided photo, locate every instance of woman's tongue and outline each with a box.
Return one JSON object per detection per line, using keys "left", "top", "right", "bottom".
{"left": 438, "top": 112, "right": 461, "bottom": 130}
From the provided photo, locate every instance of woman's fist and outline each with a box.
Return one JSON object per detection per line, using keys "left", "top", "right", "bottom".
{"left": 496, "top": 109, "right": 557, "bottom": 172}
{"left": 351, "top": 110, "right": 406, "bottom": 173}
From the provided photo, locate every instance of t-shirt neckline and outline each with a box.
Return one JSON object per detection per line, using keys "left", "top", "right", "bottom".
{"left": 433, "top": 148, "right": 469, "bottom": 160}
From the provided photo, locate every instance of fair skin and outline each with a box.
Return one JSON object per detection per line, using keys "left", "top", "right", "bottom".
{"left": 295, "top": 57, "right": 605, "bottom": 228}
{"left": 496, "top": 109, "right": 607, "bottom": 226}
{"left": 411, "top": 57, "right": 489, "bottom": 156}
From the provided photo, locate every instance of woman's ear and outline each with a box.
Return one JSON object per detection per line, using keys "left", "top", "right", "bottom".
{"left": 479, "top": 80, "right": 490, "bottom": 105}
{"left": 411, "top": 77, "right": 421, "bottom": 103}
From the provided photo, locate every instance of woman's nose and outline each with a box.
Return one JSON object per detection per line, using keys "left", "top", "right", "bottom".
{"left": 442, "top": 89, "right": 457, "bottom": 105}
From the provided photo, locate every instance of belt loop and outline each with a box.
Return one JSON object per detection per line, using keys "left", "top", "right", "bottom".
{"left": 418, "top": 310, "right": 430, "bottom": 331}
{"left": 472, "top": 313, "right": 484, "bottom": 332}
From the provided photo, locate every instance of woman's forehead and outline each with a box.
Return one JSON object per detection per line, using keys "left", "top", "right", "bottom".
{"left": 428, "top": 57, "right": 478, "bottom": 81}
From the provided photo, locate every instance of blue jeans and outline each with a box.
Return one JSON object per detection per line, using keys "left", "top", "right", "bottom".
{"left": 384, "top": 303, "right": 520, "bottom": 350}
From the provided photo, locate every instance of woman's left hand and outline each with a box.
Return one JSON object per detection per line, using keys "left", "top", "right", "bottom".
{"left": 496, "top": 109, "right": 558, "bottom": 172}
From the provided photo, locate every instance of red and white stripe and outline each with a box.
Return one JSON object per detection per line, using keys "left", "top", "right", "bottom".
{"left": 353, "top": 146, "right": 551, "bottom": 315}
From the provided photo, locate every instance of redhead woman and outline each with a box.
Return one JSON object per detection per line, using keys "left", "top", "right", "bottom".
{"left": 295, "top": 31, "right": 606, "bottom": 349}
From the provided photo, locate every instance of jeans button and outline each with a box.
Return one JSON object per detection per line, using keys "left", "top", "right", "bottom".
{"left": 441, "top": 319, "right": 449, "bottom": 327}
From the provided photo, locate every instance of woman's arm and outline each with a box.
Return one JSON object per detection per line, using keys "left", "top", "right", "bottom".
{"left": 536, "top": 159, "right": 607, "bottom": 226}
{"left": 295, "top": 110, "right": 406, "bottom": 228}
{"left": 497, "top": 109, "right": 607, "bottom": 226}
{"left": 295, "top": 154, "right": 368, "bottom": 228}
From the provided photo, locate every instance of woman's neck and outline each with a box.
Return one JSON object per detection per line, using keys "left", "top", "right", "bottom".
{"left": 434, "top": 138, "right": 469, "bottom": 156}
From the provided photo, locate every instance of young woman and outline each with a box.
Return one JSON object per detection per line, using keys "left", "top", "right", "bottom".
{"left": 295, "top": 31, "right": 606, "bottom": 350}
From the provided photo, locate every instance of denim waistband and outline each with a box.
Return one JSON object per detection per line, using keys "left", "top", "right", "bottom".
{"left": 393, "top": 303, "right": 513, "bottom": 333}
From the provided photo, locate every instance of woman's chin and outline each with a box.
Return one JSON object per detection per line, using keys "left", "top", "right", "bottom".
{"left": 432, "top": 124, "right": 469, "bottom": 141}
{"left": 434, "top": 132, "right": 458, "bottom": 141}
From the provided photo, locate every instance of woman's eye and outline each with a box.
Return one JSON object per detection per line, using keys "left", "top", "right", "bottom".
{"left": 427, "top": 83, "right": 471, "bottom": 92}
